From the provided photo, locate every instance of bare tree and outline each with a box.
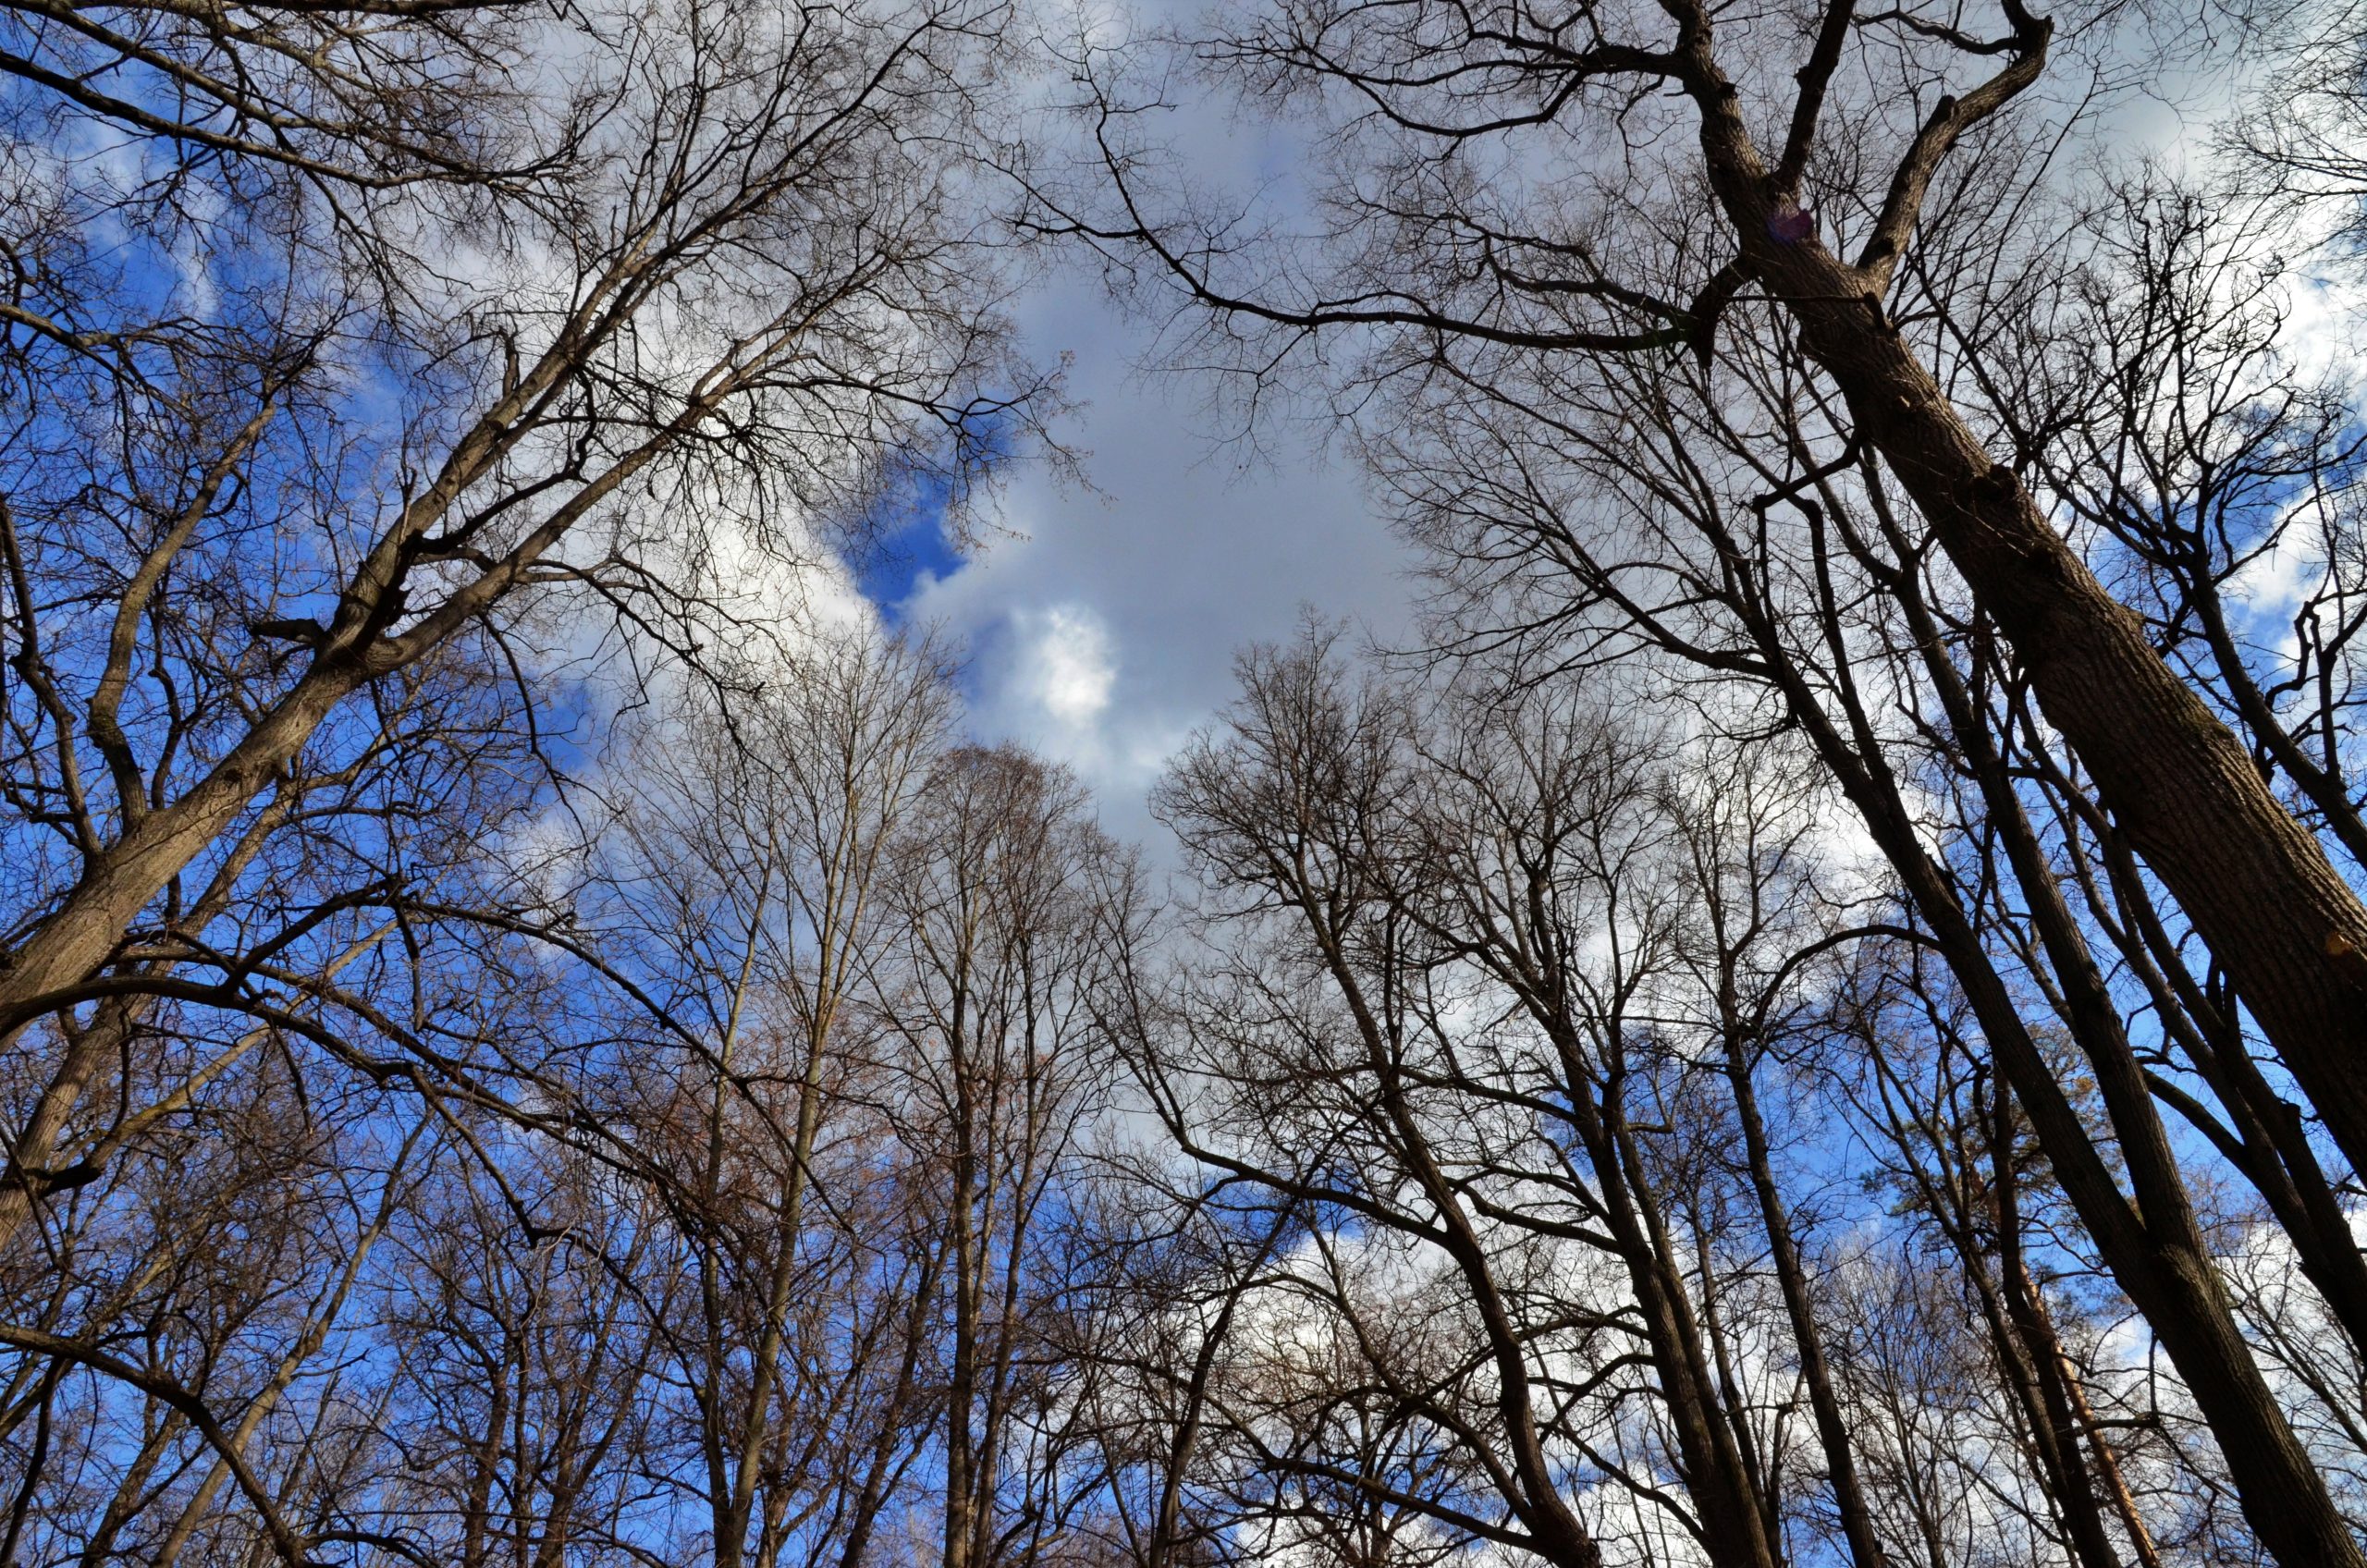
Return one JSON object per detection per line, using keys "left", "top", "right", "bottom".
{"left": 0, "top": 0, "right": 1050, "bottom": 1248}
{"left": 1029, "top": 18, "right": 2367, "bottom": 1539}
{"left": 876, "top": 743, "right": 1131, "bottom": 1568}
{"left": 454, "top": 625, "right": 972, "bottom": 1568}
{"left": 1035, "top": 1, "right": 2367, "bottom": 1207}
{"left": 1108, "top": 623, "right": 2177, "bottom": 1568}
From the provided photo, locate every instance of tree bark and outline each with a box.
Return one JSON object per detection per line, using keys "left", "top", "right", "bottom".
{"left": 1684, "top": 45, "right": 2367, "bottom": 1189}
{"left": 1746, "top": 604, "right": 2367, "bottom": 1568}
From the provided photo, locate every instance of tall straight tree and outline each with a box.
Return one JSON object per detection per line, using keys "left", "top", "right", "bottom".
{"left": 571, "top": 629, "right": 956, "bottom": 1568}
{"left": 877, "top": 744, "right": 1128, "bottom": 1568}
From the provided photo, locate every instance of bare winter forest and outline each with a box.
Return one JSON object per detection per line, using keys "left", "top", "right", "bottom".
{"left": 9, "top": 0, "right": 2367, "bottom": 1563}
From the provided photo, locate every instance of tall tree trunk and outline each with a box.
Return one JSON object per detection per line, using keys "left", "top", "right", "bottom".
{"left": 2002, "top": 1247, "right": 2165, "bottom": 1568}
{"left": 1318, "top": 949, "right": 1607, "bottom": 1568}
{"left": 1798, "top": 479, "right": 2364, "bottom": 1567}
{"left": 2045, "top": 1292, "right": 2165, "bottom": 1568}
{"left": 837, "top": 1247, "right": 943, "bottom": 1568}
{"left": 1720, "top": 1021, "right": 1888, "bottom": 1568}
{"left": 1478, "top": 981, "right": 1769, "bottom": 1568}
{"left": 717, "top": 1040, "right": 833, "bottom": 1568}
{"left": 943, "top": 1005, "right": 981, "bottom": 1568}
{"left": 1986, "top": 1090, "right": 2132, "bottom": 1568}
{"left": 1686, "top": 60, "right": 2367, "bottom": 1191}
{"left": 1746, "top": 600, "right": 2366, "bottom": 1568}
{"left": 74, "top": 1408, "right": 187, "bottom": 1568}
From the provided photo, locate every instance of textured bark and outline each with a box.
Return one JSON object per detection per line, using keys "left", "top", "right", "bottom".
{"left": 0, "top": 667, "right": 363, "bottom": 1040}
{"left": 0, "top": 364, "right": 696, "bottom": 1052}
{"left": 0, "top": 1003, "right": 125, "bottom": 1249}
{"left": 1660, "top": 39, "right": 2367, "bottom": 1552}
{"left": 1821, "top": 318, "right": 2367, "bottom": 1177}
{"left": 1683, "top": 55, "right": 2367, "bottom": 1189}
{"left": 1748, "top": 609, "right": 2367, "bottom": 1568}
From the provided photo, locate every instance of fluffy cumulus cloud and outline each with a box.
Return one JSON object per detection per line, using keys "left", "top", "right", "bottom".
{"left": 882, "top": 277, "right": 1417, "bottom": 847}
{"left": 818, "top": 18, "right": 1422, "bottom": 847}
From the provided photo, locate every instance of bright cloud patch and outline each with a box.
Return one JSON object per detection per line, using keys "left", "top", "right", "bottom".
{"left": 1015, "top": 605, "right": 1116, "bottom": 729}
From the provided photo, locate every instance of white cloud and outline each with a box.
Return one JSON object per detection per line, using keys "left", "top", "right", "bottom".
{"left": 1016, "top": 604, "right": 1117, "bottom": 729}
{"left": 896, "top": 268, "right": 1415, "bottom": 848}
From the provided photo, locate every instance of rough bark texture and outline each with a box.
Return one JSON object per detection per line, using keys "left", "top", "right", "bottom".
{"left": 1682, "top": 49, "right": 2367, "bottom": 1190}
{"left": 1754, "top": 619, "right": 2367, "bottom": 1568}
{"left": 1658, "top": 38, "right": 2367, "bottom": 1553}
{"left": 1810, "top": 300, "right": 2367, "bottom": 1175}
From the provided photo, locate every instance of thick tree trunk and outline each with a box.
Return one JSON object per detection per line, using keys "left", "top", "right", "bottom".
{"left": 1806, "top": 297, "right": 2367, "bottom": 1180}
{"left": 1683, "top": 43, "right": 2367, "bottom": 1194}
{"left": 0, "top": 672, "right": 360, "bottom": 1045}
{"left": 1748, "top": 613, "right": 2367, "bottom": 1568}
{"left": 0, "top": 1002, "right": 128, "bottom": 1249}
{"left": 0, "top": 375, "right": 684, "bottom": 1050}
{"left": 1658, "top": 65, "right": 2367, "bottom": 1557}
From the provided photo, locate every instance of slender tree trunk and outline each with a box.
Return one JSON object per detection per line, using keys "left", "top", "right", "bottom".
{"left": 2054, "top": 805, "right": 2367, "bottom": 1351}
{"left": 943, "top": 1006, "right": 980, "bottom": 1568}
{"left": 1320, "top": 950, "right": 1606, "bottom": 1568}
{"left": 1987, "top": 1093, "right": 2128, "bottom": 1568}
{"left": 1617, "top": 1140, "right": 1784, "bottom": 1568}
{"left": 1148, "top": 1261, "right": 1263, "bottom": 1568}
{"left": 153, "top": 1134, "right": 410, "bottom": 1568}
{"left": 1721, "top": 1022, "right": 1888, "bottom": 1568}
{"left": 1483, "top": 993, "right": 1763, "bottom": 1568}
{"left": 701, "top": 894, "right": 769, "bottom": 1568}
{"left": 1964, "top": 1235, "right": 2119, "bottom": 1568}
{"left": 1857, "top": 1046, "right": 2113, "bottom": 1568}
{"left": 717, "top": 1042, "right": 833, "bottom": 1568}
{"left": 0, "top": 1360, "right": 63, "bottom": 1568}
{"left": 74, "top": 1408, "right": 187, "bottom": 1568}
{"left": 2005, "top": 1251, "right": 2165, "bottom": 1568}
{"left": 837, "top": 1247, "right": 942, "bottom": 1568}
{"left": 460, "top": 1359, "right": 512, "bottom": 1568}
